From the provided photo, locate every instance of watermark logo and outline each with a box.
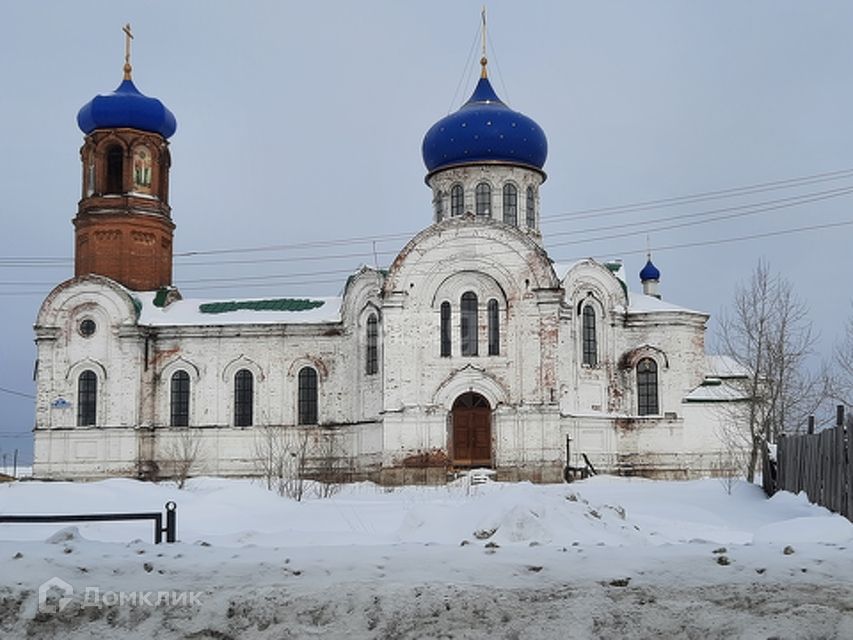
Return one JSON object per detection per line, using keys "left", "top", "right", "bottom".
{"left": 38, "top": 577, "right": 73, "bottom": 613}
{"left": 37, "top": 577, "right": 202, "bottom": 613}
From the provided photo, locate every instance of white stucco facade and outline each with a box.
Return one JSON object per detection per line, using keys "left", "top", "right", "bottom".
{"left": 32, "top": 54, "right": 742, "bottom": 483}
{"left": 33, "top": 210, "right": 738, "bottom": 482}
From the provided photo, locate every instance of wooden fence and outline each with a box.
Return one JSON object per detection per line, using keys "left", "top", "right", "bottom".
{"left": 770, "top": 407, "right": 851, "bottom": 521}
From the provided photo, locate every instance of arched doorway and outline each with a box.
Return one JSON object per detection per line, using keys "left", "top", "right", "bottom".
{"left": 451, "top": 392, "right": 492, "bottom": 467}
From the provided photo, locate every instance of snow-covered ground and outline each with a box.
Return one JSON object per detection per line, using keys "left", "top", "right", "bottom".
{"left": 1, "top": 475, "right": 852, "bottom": 639}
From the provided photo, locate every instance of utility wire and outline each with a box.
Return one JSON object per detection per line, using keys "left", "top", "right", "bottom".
{"left": 547, "top": 185, "right": 853, "bottom": 244}
{"left": 447, "top": 22, "right": 482, "bottom": 114}
{"left": 569, "top": 218, "right": 853, "bottom": 264}
{"left": 0, "top": 207, "right": 844, "bottom": 301}
{"left": 0, "top": 386, "right": 35, "bottom": 399}
{"left": 170, "top": 218, "right": 853, "bottom": 292}
{"left": 541, "top": 167, "right": 853, "bottom": 223}
{"left": 4, "top": 167, "right": 853, "bottom": 267}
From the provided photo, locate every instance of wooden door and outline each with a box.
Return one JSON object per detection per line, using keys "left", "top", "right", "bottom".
{"left": 452, "top": 393, "right": 492, "bottom": 466}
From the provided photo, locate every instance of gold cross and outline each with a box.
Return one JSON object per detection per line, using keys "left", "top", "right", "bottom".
{"left": 123, "top": 23, "right": 134, "bottom": 80}
{"left": 480, "top": 6, "right": 488, "bottom": 78}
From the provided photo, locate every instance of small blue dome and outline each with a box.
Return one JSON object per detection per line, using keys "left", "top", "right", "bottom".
{"left": 77, "top": 78, "right": 177, "bottom": 139}
{"left": 422, "top": 74, "right": 547, "bottom": 176}
{"left": 640, "top": 259, "right": 660, "bottom": 282}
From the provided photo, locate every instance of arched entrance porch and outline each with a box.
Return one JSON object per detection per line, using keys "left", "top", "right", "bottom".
{"left": 451, "top": 392, "right": 492, "bottom": 467}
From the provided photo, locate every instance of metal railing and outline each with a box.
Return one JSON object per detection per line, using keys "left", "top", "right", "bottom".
{"left": 0, "top": 501, "right": 177, "bottom": 544}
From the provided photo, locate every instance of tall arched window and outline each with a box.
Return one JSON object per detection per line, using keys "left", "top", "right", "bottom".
{"left": 234, "top": 369, "right": 253, "bottom": 426}
{"left": 582, "top": 306, "right": 597, "bottom": 366}
{"left": 526, "top": 186, "right": 535, "bottom": 228}
{"left": 434, "top": 194, "right": 444, "bottom": 221}
{"left": 637, "top": 358, "right": 659, "bottom": 416}
{"left": 298, "top": 367, "right": 318, "bottom": 425}
{"left": 503, "top": 184, "right": 518, "bottom": 226}
{"left": 77, "top": 370, "right": 97, "bottom": 426}
{"left": 105, "top": 145, "right": 123, "bottom": 194}
{"left": 451, "top": 184, "right": 464, "bottom": 217}
{"left": 487, "top": 299, "right": 500, "bottom": 356}
{"left": 440, "top": 301, "right": 451, "bottom": 357}
{"left": 475, "top": 183, "right": 491, "bottom": 217}
{"left": 461, "top": 291, "right": 479, "bottom": 356}
{"left": 170, "top": 371, "right": 190, "bottom": 427}
{"left": 366, "top": 314, "right": 378, "bottom": 375}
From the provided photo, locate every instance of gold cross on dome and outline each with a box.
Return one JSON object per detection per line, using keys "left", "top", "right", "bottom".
{"left": 480, "top": 6, "right": 488, "bottom": 78}
{"left": 123, "top": 23, "right": 134, "bottom": 80}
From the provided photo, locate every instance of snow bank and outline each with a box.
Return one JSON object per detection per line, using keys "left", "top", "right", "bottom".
{"left": 2, "top": 476, "right": 851, "bottom": 639}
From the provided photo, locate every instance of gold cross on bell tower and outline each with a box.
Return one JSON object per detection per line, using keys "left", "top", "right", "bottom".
{"left": 123, "top": 23, "right": 134, "bottom": 80}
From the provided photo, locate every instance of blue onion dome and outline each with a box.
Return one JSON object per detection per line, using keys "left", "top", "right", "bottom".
{"left": 77, "top": 76, "right": 177, "bottom": 139}
{"left": 640, "top": 258, "right": 661, "bottom": 282}
{"left": 422, "top": 61, "right": 547, "bottom": 177}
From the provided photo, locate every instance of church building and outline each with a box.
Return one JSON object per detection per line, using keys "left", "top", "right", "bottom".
{"left": 32, "top": 31, "right": 740, "bottom": 482}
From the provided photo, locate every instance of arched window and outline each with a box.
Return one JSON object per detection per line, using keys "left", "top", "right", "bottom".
{"left": 366, "top": 314, "right": 378, "bottom": 375}
{"left": 637, "top": 358, "right": 659, "bottom": 416}
{"left": 440, "top": 301, "right": 451, "bottom": 357}
{"left": 234, "top": 369, "right": 253, "bottom": 426}
{"left": 503, "top": 184, "right": 518, "bottom": 226}
{"left": 170, "top": 371, "right": 190, "bottom": 427}
{"left": 487, "top": 299, "right": 499, "bottom": 356}
{"left": 298, "top": 367, "right": 318, "bottom": 425}
{"left": 434, "top": 194, "right": 444, "bottom": 221}
{"left": 475, "top": 183, "right": 491, "bottom": 217}
{"left": 526, "top": 186, "right": 535, "bottom": 228}
{"left": 451, "top": 184, "right": 464, "bottom": 217}
{"left": 77, "top": 370, "right": 97, "bottom": 426}
{"left": 582, "top": 306, "right": 597, "bottom": 366}
{"left": 105, "top": 145, "right": 123, "bottom": 194}
{"left": 460, "top": 291, "right": 479, "bottom": 356}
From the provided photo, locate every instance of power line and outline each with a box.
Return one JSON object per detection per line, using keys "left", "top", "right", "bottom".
{"left": 174, "top": 231, "right": 414, "bottom": 259}
{"left": 0, "top": 213, "right": 839, "bottom": 297}
{"left": 547, "top": 184, "right": 853, "bottom": 240}
{"left": 170, "top": 217, "right": 853, "bottom": 293}
{"left": 0, "top": 386, "right": 34, "bottom": 400}
{"left": 540, "top": 166, "right": 853, "bottom": 222}
{"left": 3, "top": 205, "right": 850, "bottom": 294}
{"left": 4, "top": 167, "right": 853, "bottom": 268}
{"left": 547, "top": 186, "right": 853, "bottom": 248}
{"left": 168, "top": 183, "right": 853, "bottom": 271}
{"left": 564, "top": 218, "right": 853, "bottom": 264}
{"left": 1, "top": 168, "right": 852, "bottom": 292}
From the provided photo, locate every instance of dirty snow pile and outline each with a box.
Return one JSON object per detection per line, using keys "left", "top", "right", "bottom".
{"left": 1, "top": 475, "right": 852, "bottom": 639}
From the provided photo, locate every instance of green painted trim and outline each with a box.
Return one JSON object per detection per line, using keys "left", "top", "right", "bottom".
{"left": 198, "top": 298, "right": 326, "bottom": 314}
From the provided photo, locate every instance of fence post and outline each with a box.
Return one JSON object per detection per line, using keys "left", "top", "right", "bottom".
{"left": 165, "top": 501, "right": 177, "bottom": 543}
{"left": 808, "top": 416, "right": 815, "bottom": 435}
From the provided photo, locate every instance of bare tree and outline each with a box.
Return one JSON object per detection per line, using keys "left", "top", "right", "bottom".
{"left": 716, "top": 260, "right": 821, "bottom": 482}
{"left": 162, "top": 428, "right": 202, "bottom": 489}
{"left": 828, "top": 313, "right": 853, "bottom": 407}
{"left": 253, "top": 426, "right": 310, "bottom": 501}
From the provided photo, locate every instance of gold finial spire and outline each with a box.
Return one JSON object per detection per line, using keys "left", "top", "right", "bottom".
{"left": 480, "top": 6, "right": 488, "bottom": 78}
{"left": 123, "top": 23, "right": 134, "bottom": 80}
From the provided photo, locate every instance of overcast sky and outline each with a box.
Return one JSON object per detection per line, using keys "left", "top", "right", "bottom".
{"left": 2, "top": 1, "right": 852, "bottom": 465}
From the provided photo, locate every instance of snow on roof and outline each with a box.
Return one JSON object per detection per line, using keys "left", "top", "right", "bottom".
{"left": 134, "top": 292, "right": 343, "bottom": 326}
{"left": 705, "top": 355, "right": 750, "bottom": 378}
{"left": 684, "top": 379, "right": 749, "bottom": 403}
{"left": 553, "top": 261, "right": 584, "bottom": 281}
{"left": 624, "top": 291, "right": 706, "bottom": 315}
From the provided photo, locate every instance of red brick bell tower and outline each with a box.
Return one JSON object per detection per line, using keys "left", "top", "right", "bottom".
{"left": 73, "top": 25, "right": 177, "bottom": 291}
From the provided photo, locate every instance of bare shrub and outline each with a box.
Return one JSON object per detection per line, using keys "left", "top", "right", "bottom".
{"left": 162, "top": 428, "right": 202, "bottom": 489}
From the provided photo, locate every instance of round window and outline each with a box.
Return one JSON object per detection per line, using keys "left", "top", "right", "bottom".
{"left": 79, "top": 318, "right": 96, "bottom": 337}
